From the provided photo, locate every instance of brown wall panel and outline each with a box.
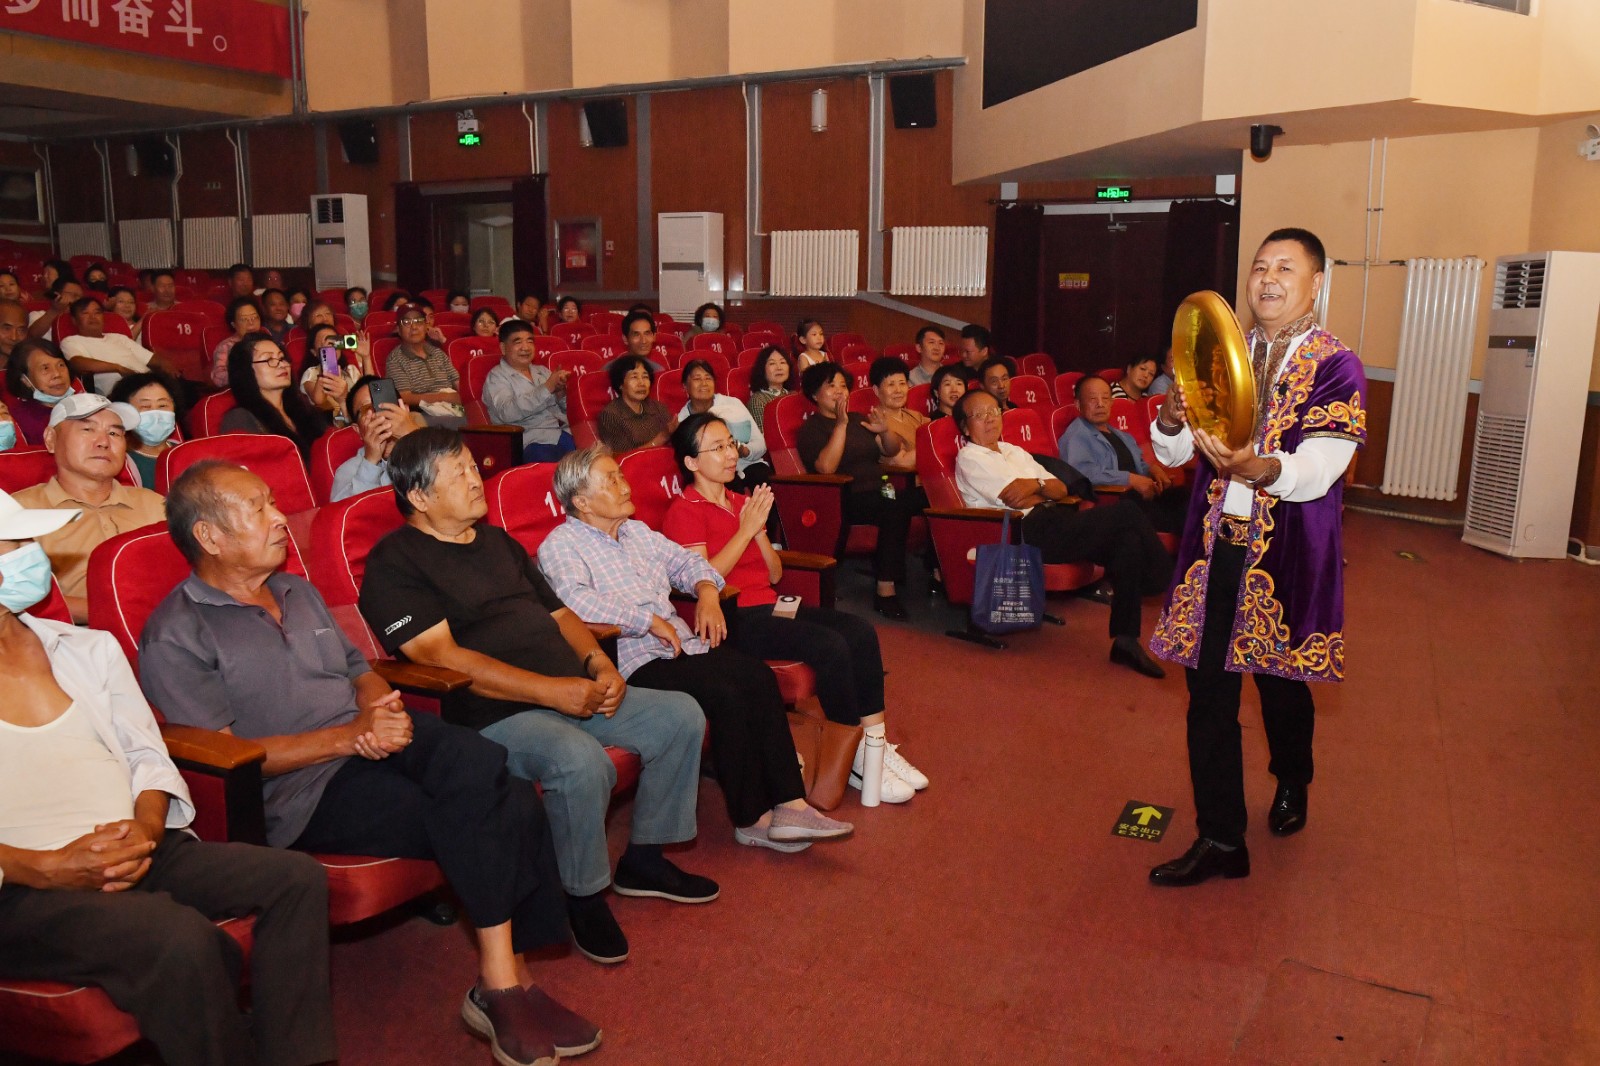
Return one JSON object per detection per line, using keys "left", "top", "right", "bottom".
{"left": 48, "top": 142, "right": 105, "bottom": 226}
{"left": 324, "top": 119, "right": 403, "bottom": 278}
{"left": 176, "top": 130, "right": 242, "bottom": 221}
{"left": 107, "top": 137, "right": 174, "bottom": 222}
{"left": 652, "top": 86, "right": 747, "bottom": 293}
{"left": 545, "top": 98, "right": 638, "bottom": 294}
{"left": 409, "top": 105, "right": 536, "bottom": 184}
{"left": 884, "top": 72, "right": 988, "bottom": 231}
{"left": 246, "top": 124, "right": 320, "bottom": 215}
{"left": 761, "top": 78, "right": 871, "bottom": 285}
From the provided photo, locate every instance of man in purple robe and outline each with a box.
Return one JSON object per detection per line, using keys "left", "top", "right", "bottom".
{"left": 1146, "top": 227, "right": 1367, "bottom": 886}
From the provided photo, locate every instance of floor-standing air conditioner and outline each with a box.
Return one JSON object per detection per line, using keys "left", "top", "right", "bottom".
{"left": 1462, "top": 251, "right": 1600, "bottom": 558}
{"left": 311, "top": 194, "right": 371, "bottom": 292}
{"left": 658, "top": 212, "right": 723, "bottom": 319}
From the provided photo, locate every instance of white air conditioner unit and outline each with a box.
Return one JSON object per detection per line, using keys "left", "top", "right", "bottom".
{"left": 658, "top": 212, "right": 723, "bottom": 318}
{"left": 1462, "top": 251, "right": 1600, "bottom": 558}
{"left": 310, "top": 194, "right": 371, "bottom": 291}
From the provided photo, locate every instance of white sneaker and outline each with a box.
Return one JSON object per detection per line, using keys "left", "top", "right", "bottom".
{"left": 849, "top": 764, "right": 915, "bottom": 803}
{"left": 883, "top": 743, "right": 929, "bottom": 790}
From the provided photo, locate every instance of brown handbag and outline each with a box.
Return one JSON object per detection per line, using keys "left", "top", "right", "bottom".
{"left": 786, "top": 709, "right": 862, "bottom": 812}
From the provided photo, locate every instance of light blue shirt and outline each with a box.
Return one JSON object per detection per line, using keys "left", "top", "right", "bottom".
{"left": 483, "top": 360, "right": 568, "bottom": 448}
{"left": 330, "top": 454, "right": 391, "bottom": 503}
{"left": 1059, "top": 415, "right": 1148, "bottom": 487}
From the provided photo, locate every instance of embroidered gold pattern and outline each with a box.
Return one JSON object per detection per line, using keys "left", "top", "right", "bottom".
{"left": 1302, "top": 390, "right": 1367, "bottom": 440}
{"left": 1149, "top": 558, "right": 1209, "bottom": 664}
{"left": 1229, "top": 567, "right": 1345, "bottom": 680}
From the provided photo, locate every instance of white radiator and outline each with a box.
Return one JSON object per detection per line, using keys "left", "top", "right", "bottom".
{"left": 182, "top": 217, "right": 244, "bottom": 271}
{"left": 252, "top": 213, "right": 313, "bottom": 269}
{"left": 1381, "top": 256, "right": 1484, "bottom": 500}
{"left": 117, "top": 219, "right": 175, "bottom": 270}
{"left": 56, "top": 222, "right": 111, "bottom": 261}
{"left": 889, "top": 225, "right": 988, "bottom": 297}
{"left": 769, "top": 230, "right": 858, "bottom": 297}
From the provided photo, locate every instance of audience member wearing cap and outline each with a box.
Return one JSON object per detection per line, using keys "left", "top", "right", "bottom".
{"left": 0, "top": 485, "right": 339, "bottom": 1066}
{"left": 12, "top": 393, "right": 165, "bottom": 622}
{"left": 4, "top": 339, "right": 77, "bottom": 447}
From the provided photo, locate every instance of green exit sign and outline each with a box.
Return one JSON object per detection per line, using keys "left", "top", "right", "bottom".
{"left": 458, "top": 132, "right": 482, "bottom": 147}
{"left": 1096, "top": 185, "right": 1133, "bottom": 201}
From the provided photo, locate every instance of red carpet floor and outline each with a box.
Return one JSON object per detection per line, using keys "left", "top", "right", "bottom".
{"left": 49, "top": 511, "right": 1600, "bottom": 1064}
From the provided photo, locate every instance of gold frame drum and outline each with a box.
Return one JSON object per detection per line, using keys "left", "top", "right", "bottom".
{"left": 1170, "top": 291, "right": 1256, "bottom": 450}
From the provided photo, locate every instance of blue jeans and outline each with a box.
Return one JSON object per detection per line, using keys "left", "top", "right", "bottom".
{"left": 522, "top": 431, "right": 576, "bottom": 464}
{"left": 480, "top": 685, "right": 704, "bottom": 896}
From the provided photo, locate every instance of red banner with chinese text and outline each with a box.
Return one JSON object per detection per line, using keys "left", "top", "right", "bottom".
{"left": 1, "top": 0, "right": 293, "bottom": 79}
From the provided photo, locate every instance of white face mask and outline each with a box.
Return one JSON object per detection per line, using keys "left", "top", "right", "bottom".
{"left": 701, "top": 317, "right": 720, "bottom": 332}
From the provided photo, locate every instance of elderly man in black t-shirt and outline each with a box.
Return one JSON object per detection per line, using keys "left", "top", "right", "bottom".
{"left": 142, "top": 461, "right": 599, "bottom": 1066}
{"left": 357, "top": 428, "right": 712, "bottom": 970}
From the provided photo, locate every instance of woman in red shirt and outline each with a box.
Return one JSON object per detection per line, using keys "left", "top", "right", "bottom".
{"left": 664, "top": 412, "right": 929, "bottom": 804}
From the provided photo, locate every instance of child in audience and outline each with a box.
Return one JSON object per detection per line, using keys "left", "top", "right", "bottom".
{"left": 794, "top": 318, "right": 828, "bottom": 370}
{"left": 447, "top": 290, "right": 472, "bottom": 314}
{"left": 471, "top": 307, "right": 502, "bottom": 337}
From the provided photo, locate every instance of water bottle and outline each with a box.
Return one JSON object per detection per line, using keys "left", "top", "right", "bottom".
{"left": 879, "top": 475, "right": 896, "bottom": 500}
{"left": 860, "top": 731, "right": 885, "bottom": 807}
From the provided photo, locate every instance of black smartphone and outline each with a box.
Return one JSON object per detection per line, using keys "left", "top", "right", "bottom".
{"left": 365, "top": 377, "right": 400, "bottom": 411}
{"left": 318, "top": 345, "right": 341, "bottom": 377}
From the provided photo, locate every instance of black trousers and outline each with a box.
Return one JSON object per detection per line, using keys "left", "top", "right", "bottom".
{"left": 1133, "top": 486, "right": 1191, "bottom": 535}
{"left": 291, "top": 711, "right": 566, "bottom": 954}
{"left": 731, "top": 602, "right": 885, "bottom": 725}
{"left": 631, "top": 645, "right": 806, "bottom": 828}
{"left": 843, "top": 487, "right": 920, "bottom": 584}
{"left": 1185, "top": 540, "right": 1316, "bottom": 848}
{"left": 0, "top": 833, "right": 336, "bottom": 1066}
{"left": 1020, "top": 496, "right": 1171, "bottom": 639}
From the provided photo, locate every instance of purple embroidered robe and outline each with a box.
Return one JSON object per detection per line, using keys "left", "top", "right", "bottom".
{"left": 1149, "top": 329, "right": 1367, "bottom": 683}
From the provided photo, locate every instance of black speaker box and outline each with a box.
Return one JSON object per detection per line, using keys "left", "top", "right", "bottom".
{"left": 889, "top": 73, "right": 938, "bottom": 129}
{"left": 337, "top": 120, "right": 380, "bottom": 166}
{"left": 583, "top": 99, "right": 628, "bottom": 148}
{"left": 133, "top": 138, "right": 176, "bottom": 179}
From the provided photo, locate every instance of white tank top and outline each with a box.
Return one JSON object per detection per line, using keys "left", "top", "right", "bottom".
{"left": 0, "top": 702, "right": 135, "bottom": 852}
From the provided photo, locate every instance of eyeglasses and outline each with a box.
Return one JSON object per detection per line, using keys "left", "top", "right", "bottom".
{"left": 252, "top": 352, "right": 292, "bottom": 367}
{"left": 697, "top": 440, "right": 739, "bottom": 456}
{"left": 399, "top": 317, "right": 428, "bottom": 327}
{"left": 967, "top": 408, "right": 1002, "bottom": 421}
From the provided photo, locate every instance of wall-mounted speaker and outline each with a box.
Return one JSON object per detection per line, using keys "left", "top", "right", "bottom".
{"left": 131, "top": 138, "right": 176, "bottom": 179}
{"left": 337, "top": 119, "right": 380, "bottom": 166}
{"left": 583, "top": 99, "right": 628, "bottom": 149}
{"left": 889, "top": 73, "right": 938, "bottom": 130}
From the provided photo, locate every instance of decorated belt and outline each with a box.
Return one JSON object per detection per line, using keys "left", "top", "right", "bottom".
{"left": 1217, "top": 515, "right": 1252, "bottom": 547}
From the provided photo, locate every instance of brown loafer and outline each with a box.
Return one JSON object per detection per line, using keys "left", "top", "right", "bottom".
{"left": 462, "top": 984, "right": 559, "bottom": 1066}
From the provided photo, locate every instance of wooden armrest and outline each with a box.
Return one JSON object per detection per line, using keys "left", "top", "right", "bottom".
{"left": 585, "top": 622, "right": 621, "bottom": 642}
{"left": 771, "top": 472, "right": 851, "bottom": 487}
{"left": 671, "top": 584, "right": 741, "bottom": 602}
{"left": 776, "top": 550, "right": 836, "bottom": 571}
{"left": 159, "top": 724, "right": 265, "bottom": 770}
{"left": 924, "top": 507, "right": 1017, "bottom": 521}
{"left": 372, "top": 658, "right": 473, "bottom": 693}
{"left": 1095, "top": 483, "right": 1129, "bottom": 494}
{"left": 463, "top": 423, "right": 523, "bottom": 435}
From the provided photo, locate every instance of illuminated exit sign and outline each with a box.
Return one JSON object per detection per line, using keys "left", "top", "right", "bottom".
{"left": 458, "top": 133, "right": 482, "bottom": 147}
{"left": 1095, "top": 185, "right": 1133, "bottom": 201}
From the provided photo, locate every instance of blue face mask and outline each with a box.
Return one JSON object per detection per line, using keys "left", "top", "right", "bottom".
{"left": 137, "top": 409, "right": 177, "bottom": 445}
{"left": 32, "top": 388, "right": 65, "bottom": 406}
{"left": 0, "top": 422, "right": 15, "bottom": 451}
{"left": 348, "top": 301, "right": 369, "bottom": 318}
{"left": 0, "top": 542, "right": 54, "bottom": 614}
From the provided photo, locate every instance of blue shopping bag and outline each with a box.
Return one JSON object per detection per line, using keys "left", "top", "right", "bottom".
{"left": 971, "top": 510, "right": 1044, "bottom": 635}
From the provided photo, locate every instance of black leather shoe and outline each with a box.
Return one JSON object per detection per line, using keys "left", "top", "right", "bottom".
{"left": 1110, "top": 636, "right": 1166, "bottom": 679}
{"left": 1268, "top": 782, "right": 1308, "bottom": 836}
{"left": 1149, "top": 838, "right": 1250, "bottom": 886}
{"left": 874, "top": 594, "right": 908, "bottom": 620}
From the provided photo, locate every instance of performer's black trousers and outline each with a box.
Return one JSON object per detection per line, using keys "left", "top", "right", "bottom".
{"left": 1185, "top": 540, "right": 1316, "bottom": 848}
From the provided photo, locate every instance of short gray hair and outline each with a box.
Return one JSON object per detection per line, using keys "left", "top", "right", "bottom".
{"left": 552, "top": 444, "right": 611, "bottom": 516}
{"left": 166, "top": 459, "right": 245, "bottom": 565}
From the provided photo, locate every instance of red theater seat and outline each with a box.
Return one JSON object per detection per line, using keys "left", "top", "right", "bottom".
{"left": 310, "top": 424, "right": 362, "bottom": 506}
{"left": 86, "top": 523, "right": 448, "bottom": 926}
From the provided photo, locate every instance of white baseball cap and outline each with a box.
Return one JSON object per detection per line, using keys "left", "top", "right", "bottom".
{"left": 0, "top": 487, "right": 80, "bottom": 541}
{"left": 46, "top": 393, "right": 141, "bottom": 432}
